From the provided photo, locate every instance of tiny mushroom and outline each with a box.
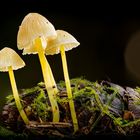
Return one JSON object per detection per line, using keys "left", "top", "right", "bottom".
{"left": 0, "top": 47, "right": 29, "bottom": 125}
{"left": 45, "top": 30, "right": 80, "bottom": 132}
{"left": 17, "top": 13, "right": 60, "bottom": 122}
{"left": 17, "top": 13, "right": 57, "bottom": 92}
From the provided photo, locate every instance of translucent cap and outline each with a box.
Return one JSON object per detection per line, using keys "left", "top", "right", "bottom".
{"left": 17, "top": 13, "right": 57, "bottom": 54}
{"left": 45, "top": 30, "right": 80, "bottom": 55}
{"left": 0, "top": 47, "right": 25, "bottom": 72}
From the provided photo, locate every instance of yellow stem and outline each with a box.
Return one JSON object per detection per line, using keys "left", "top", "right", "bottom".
{"left": 35, "top": 38, "right": 60, "bottom": 122}
{"left": 46, "top": 61, "right": 58, "bottom": 95}
{"left": 8, "top": 66, "right": 29, "bottom": 125}
{"left": 60, "top": 45, "right": 79, "bottom": 132}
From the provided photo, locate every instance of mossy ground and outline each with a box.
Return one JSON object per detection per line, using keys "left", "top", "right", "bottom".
{"left": 1, "top": 77, "right": 140, "bottom": 139}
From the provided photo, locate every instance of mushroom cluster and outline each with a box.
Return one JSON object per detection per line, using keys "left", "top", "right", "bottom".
{"left": 0, "top": 13, "right": 80, "bottom": 132}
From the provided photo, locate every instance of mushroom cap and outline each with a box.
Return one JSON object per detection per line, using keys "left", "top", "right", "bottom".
{"left": 0, "top": 47, "right": 25, "bottom": 72}
{"left": 45, "top": 30, "right": 80, "bottom": 55}
{"left": 17, "top": 13, "right": 57, "bottom": 54}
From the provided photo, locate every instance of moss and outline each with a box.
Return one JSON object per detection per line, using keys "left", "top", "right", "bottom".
{"left": 6, "top": 86, "right": 41, "bottom": 104}
{"left": 31, "top": 88, "right": 51, "bottom": 122}
{"left": 135, "top": 87, "right": 140, "bottom": 94}
{"left": 0, "top": 126, "right": 15, "bottom": 137}
{"left": 2, "top": 77, "right": 140, "bottom": 137}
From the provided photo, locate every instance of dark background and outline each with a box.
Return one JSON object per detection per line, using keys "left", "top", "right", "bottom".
{"left": 0, "top": 1, "right": 140, "bottom": 111}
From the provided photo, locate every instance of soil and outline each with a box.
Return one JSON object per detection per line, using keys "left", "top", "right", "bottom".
{"left": 1, "top": 78, "right": 140, "bottom": 140}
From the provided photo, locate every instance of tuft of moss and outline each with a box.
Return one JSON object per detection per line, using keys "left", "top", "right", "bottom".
{"left": 31, "top": 88, "right": 51, "bottom": 122}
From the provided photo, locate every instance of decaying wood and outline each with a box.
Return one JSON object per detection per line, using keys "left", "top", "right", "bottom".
{"left": 26, "top": 121, "right": 72, "bottom": 129}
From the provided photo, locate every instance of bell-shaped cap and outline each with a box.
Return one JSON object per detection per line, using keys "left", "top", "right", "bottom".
{"left": 0, "top": 47, "right": 25, "bottom": 72}
{"left": 45, "top": 30, "right": 80, "bottom": 55}
{"left": 17, "top": 13, "right": 57, "bottom": 54}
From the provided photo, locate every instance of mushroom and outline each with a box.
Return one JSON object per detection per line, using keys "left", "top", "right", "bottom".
{"left": 45, "top": 30, "right": 80, "bottom": 132}
{"left": 0, "top": 47, "right": 29, "bottom": 125}
{"left": 17, "top": 13, "right": 60, "bottom": 122}
{"left": 17, "top": 13, "right": 57, "bottom": 92}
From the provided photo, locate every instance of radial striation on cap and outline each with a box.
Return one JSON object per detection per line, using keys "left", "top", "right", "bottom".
{"left": 0, "top": 47, "right": 25, "bottom": 72}
{"left": 45, "top": 30, "right": 80, "bottom": 55}
{"left": 17, "top": 13, "right": 57, "bottom": 54}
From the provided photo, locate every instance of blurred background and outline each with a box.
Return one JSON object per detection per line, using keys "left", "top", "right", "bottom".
{"left": 0, "top": 1, "right": 140, "bottom": 112}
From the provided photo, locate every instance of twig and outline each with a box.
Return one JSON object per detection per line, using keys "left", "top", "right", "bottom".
{"left": 26, "top": 121, "right": 72, "bottom": 128}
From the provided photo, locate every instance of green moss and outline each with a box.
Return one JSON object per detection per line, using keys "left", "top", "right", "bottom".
{"left": 0, "top": 125, "right": 28, "bottom": 139}
{"left": 135, "top": 87, "right": 140, "bottom": 93}
{"left": 6, "top": 86, "right": 41, "bottom": 104}
{"left": 57, "top": 77, "right": 96, "bottom": 105}
{"left": 0, "top": 126, "right": 15, "bottom": 137}
{"left": 130, "top": 87, "right": 140, "bottom": 106}
{"left": 37, "top": 82, "right": 45, "bottom": 87}
{"left": 57, "top": 97, "right": 69, "bottom": 104}
{"left": 2, "top": 77, "right": 140, "bottom": 137}
{"left": 31, "top": 88, "right": 51, "bottom": 122}
{"left": 58, "top": 77, "right": 94, "bottom": 90}
{"left": 70, "top": 77, "right": 94, "bottom": 86}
